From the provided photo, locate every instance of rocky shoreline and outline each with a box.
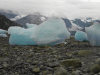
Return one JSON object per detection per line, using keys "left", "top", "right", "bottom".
{"left": 0, "top": 35, "right": 100, "bottom": 75}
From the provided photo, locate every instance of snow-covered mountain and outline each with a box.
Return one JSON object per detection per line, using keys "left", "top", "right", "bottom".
{"left": 0, "top": 9, "right": 18, "bottom": 19}
{"left": 0, "top": 9, "right": 99, "bottom": 33}
{"left": 0, "top": 14, "right": 22, "bottom": 30}
{"left": 64, "top": 18, "right": 100, "bottom": 31}
{"left": 15, "top": 12, "right": 48, "bottom": 28}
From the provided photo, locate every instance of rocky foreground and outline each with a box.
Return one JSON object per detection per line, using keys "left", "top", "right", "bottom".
{"left": 0, "top": 35, "right": 100, "bottom": 75}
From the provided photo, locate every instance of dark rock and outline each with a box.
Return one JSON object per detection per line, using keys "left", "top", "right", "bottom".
{"left": 0, "top": 14, "right": 23, "bottom": 30}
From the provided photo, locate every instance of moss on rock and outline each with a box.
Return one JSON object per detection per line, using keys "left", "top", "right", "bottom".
{"left": 61, "top": 59, "right": 82, "bottom": 68}
{"left": 90, "top": 64, "right": 100, "bottom": 74}
{"left": 78, "top": 50, "right": 91, "bottom": 56}
{"left": 53, "top": 67, "right": 69, "bottom": 75}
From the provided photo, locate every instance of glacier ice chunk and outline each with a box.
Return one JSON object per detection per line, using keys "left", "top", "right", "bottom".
{"left": 8, "top": 26, "right": 37, "bottom": 45}
{"left": 8, "top": 26, "right": 25, "bottom": 34}
{"left": 26, "top": 23, "right": 38, "bottom": 29}
{"left": 85, "top": 22, "right": 100, "bottom": 46}
{"left": 31, "top": 18, "right": 70, "bottom": 46}
{"left": 75, "top": 31, "right": 88, "bottom": 41}
{"left": 0, "top": 34, "right": 7, "bottom": 37}
{"left": 0, "top": 29, "right": 7, "bottom": 34}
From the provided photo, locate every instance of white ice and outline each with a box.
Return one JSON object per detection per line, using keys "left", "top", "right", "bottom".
{"left": 75, "top": 31, "right": 88, "bottom": 41}
{"left": 31, "top": 18, "right": 70, "bottom": 46}
{"left": 0, "top": 29, "right": 7, "bottom": 34}
{"left": 0, "top": 34, "right": 7, "bottom": 37}
{"left": 26, "top": 23, "right": 38, "bottom": 29}
{"left": 85, "top": 22, "right": 100, "bottom": 46}
{"left": 8, "top": 26, "right": 37, "bottom": 45}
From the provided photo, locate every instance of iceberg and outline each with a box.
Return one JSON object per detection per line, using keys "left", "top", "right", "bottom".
{"left": 31, "top": 18, "right": 70, "bottom": 46}
{"left": 0, "top": 34, "right": 7, "bottom": 37}
{"left": 8, "top": 26, "right": 37, "bottom": 45}
{"left": 26, "top": 23, "right": 38, "bottom": 29}
{"left": 75, "top": 31, "right": 88, "bottom": 41}
{"left": 0, "top": 29, "right": 7, "bottom": 34}
{"left": 85, "top": 22, "right": 100, "bottom": 46}
{"left": 8, "top": 26, "right": 25, "bottom": 34}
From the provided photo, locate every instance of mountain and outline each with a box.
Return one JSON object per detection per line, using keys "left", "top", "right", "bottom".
{"left": 0, "top": 14, "right": 23, "bottom": 30}
{"left": 15, "top": 12, "right": 48, "bottom": 28}
{"left": 0, "top": 9, "right": 99, "bottom": 32}
{"left": 62, "top": 17, "right": 100, "bottom": 36}
{"left": 63, "top": 18, "right": 100, "bottom": 31}
{"left": 62, "top": 18, "right": 72, "bottom": 28}
{"left": 0, "top": 9, "right": 18, "bottom": 19}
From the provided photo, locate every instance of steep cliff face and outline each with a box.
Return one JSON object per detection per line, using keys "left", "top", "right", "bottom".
{"left": 0, "top": 14, "right": 22, "bottom": 30}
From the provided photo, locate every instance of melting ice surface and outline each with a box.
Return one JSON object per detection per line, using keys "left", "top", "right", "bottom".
{"left": 8, "top": 26, "right": 37, "bottom": 45}
{"left": 26, "top": 23, "right": 38, "bottom": 29}
{"left": 75, "top": 31, "right": 88, "bottom": 41}
{"left": 0, "top": 29, "right": 7, "bottom": 37}
{"left": 31, "top": 18, "right": 70, "bottom": 46}
{"left": 8, "top": 18, "right": 70, "bottom": 46}
{"left": 85, "top": 22, "right": 100, "bottom": 46}
{"left": 0, "top": 34, "right": 7, "bottom": 37}
{"left": 0, "top": 29, "right": 7, "bottom": 34}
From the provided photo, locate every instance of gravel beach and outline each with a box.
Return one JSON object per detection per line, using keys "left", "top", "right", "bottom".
{"left": 0, "top": 34, "right": 100, "bottom": 75}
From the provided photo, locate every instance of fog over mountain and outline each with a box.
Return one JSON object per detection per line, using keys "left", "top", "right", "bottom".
{"left": 0, "top": 14, "right": 22, "bottom": 30}
{"left": 1, "top": 0, "right": 100, "bottom": 20}
{"left": 0, "top": 9, "right": 99, "bottom": 31}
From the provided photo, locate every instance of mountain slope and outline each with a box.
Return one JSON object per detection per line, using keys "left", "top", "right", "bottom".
{"left": 15, "top": 12, "right": 47, "bottom": 28}
{"left": 0, "top": 9, "right": 18, "bottom": 19}
{"left": 0, "top": 14, "right": 22, "bottom": 30}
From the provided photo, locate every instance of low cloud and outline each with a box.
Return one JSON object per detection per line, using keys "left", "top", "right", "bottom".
{"left": 0, "top": 0, "right": 100, "bottom": 19}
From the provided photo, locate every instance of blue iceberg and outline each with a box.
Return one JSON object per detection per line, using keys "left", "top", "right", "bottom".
{"left": 26, "top": 23, "right": 38, "bottom": 29}
{"left": 0, "top": 34, "right": 7, "bottom": 37}
{"left": 0, "top": 29, "right": 7, "bottom": 34}
{"left": 31, "top": 18, "right": 70, "bottom": 46}
{"left": 75, "top": 31, "right": 88, "bottom": 41}
{"left": 85, "top": 22, "right": 100, "bottom": 46}
{"left": 8, "top": 26, "right": 37, "bottom": 45}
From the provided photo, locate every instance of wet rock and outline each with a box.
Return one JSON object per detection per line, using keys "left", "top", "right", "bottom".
{"left": 32, "top": 61, "right": 39, "bottom": 65}
{"left": 61, "top": 59, "right": 82, "bottom": 68}
{"left": 90, "top": 64, "right": 100, "bottom": 74}
{"left": 83, "top": 68, "right": 90, "bottom": 73}
{"left": 32, "top": 68, "right": 40, "bottom": 73}
{"left": 84, "top": 73, "right": 91, "bottom": 75}
{"left": 71, "top": 71, "right": 79, "bottom": 75}
{"left": 27, "top": 60, "right": 31, "bottom": 63}
{"left": 0, "top": 65, "right": 3, "bottom": 69}
{"left": 53, "top": 67, "right": 69, "bottom": 75}
{"left": 43, "top": 70, "right": 50, "bottom": 75}
{"left": 66, "top": 53, "right": 74, "bottom": 58}
{"left": 47, "top": 74, "right": 52, "bottom": 75}
{"left": 48, "top": 62, "right": 59, "bottom": 68}
{"left": 2, "top": 62, "right": 8, "bottom": 68}
{"left": 95, "top": 58, "right": 100, "bottom": 65}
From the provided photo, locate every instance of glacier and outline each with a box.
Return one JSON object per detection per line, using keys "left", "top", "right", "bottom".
{"left": 85, "top": 22, "right": 100, "bottom": 46}
{"left": 0, "top": 29, "right": 7, "bottom": 34}
{"left": 75, "top": 31, "right": 88, "bottom": 41}
{"left": 8, "top": 26, "right": 37, "bottom": 45}
{"left": 31, "top": 18, "right": 70, "bottom": 46}
{"left": 26, "top": 23, "right": 38, "bottom": 29}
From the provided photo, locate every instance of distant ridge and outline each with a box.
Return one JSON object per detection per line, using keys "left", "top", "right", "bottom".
{"left": 0, "top": 9, "right": 18, "bottom": 19}
{"left": 0, "top": 14, "right": 23, "bottom": 30}
{"left": 16, "top": 12, "right": 48, "bottom": 28}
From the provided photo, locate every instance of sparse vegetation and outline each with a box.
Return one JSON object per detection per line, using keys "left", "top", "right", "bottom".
{"left": 0, "top": 34, "right": 100, "bottom": 75}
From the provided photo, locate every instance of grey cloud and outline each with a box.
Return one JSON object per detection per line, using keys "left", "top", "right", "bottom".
{"left": 0, "top": 0, "right": 100, "bottom": 19}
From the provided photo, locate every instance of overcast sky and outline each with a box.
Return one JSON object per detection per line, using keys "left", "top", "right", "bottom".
{"left": 0, "top": 0, "right": 100, "bottom": 19}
